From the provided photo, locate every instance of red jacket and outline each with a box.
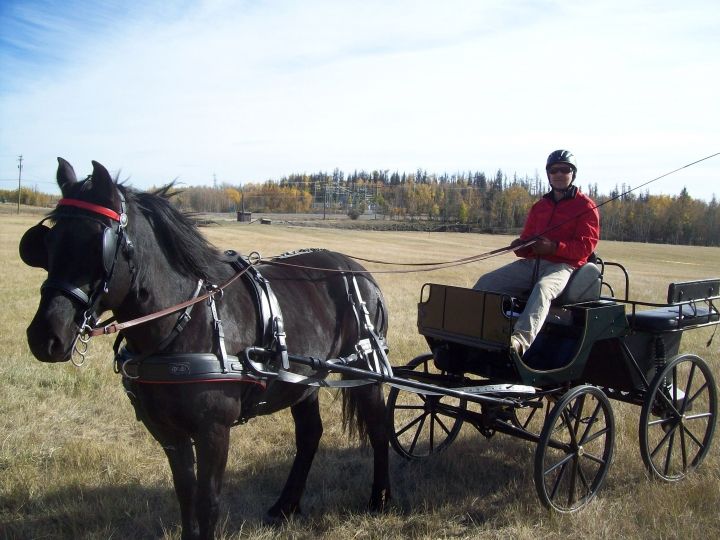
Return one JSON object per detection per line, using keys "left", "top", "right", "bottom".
{"left": 515, "top": 186, "right": 599, "bottom": 268}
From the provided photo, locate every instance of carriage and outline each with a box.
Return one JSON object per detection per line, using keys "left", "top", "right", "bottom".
{"left": 20, "top": 159, "right": 719, "bottom": 538}
{"left": 384, "top": 259, "right": 719, "bottom": 512}
{"left": 253, "top": 255, "right": 719, "bottom": 512}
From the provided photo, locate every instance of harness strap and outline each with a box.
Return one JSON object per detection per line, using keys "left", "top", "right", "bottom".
{"left": 343, "top": 273, "right": 393, "bottom": 378}
{"left": 240, "top": 272, "right": 391, "bottom": 390}
{"left": 42, "top": 278, "right": 90, "bottom": 306}
{"left": 208, "top": 291, "right": 228, "bottom": 374}
{"left": 243, "top": 347, "right": 375, "bottom": 388}
{"left": 114, "top": 279, "right": 206, "bottom": 379}
{"left": 155, "top": 279, "right": 205, "bottom": 352}
{"left": 227, "top": 251, "right": 288, "bottom": 369}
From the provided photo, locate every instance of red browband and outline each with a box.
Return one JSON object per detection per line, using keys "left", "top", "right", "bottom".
{"left": 57, "top": 198, "right": 121, "bottom": 222}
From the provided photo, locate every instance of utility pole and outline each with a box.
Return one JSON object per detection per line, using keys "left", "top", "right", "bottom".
{"left": 17, "top": 155, "right": 23, "bottom": 214}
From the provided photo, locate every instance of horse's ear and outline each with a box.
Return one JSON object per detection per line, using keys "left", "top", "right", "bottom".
{"left": 90, "top": 160, "right": 115, "bottom": 201}
{"left": 56, "top": 157, "right": 77, "bottom": 191}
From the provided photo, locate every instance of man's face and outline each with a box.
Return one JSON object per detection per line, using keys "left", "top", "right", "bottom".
{"left": 547, "top": 163, "right": 574, "bottom": 191}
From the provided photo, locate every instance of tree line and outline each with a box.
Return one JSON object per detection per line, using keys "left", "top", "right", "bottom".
{"left": 2, "top": 169, "right": 718, "bottom": 246}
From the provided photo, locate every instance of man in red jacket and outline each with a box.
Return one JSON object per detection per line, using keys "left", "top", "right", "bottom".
{"left": 473, "top": 150, "right": 600, "bottom": 359}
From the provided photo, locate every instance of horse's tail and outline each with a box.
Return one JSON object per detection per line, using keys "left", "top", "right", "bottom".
{"left": 341, "top": 385, "right": 384, "bottom": 445}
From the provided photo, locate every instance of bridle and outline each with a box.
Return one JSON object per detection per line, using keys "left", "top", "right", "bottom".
{"left": 43, "top": 193, "right": 132, "bottom": 364}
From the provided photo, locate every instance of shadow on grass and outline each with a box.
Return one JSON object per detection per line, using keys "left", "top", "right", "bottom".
{"left": 2, "top": 430, "right": 539, "bottom": 539}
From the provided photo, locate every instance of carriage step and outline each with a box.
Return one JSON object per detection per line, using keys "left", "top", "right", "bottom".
{"left": 456, "top": 383, "right": 536, "bottom": 395}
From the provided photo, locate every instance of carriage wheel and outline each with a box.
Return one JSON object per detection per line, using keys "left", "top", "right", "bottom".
{"left": 639, "top": 354, "right": 717, "bottom": 482}
{"left": 386, "top": 353, "right": 467, "bottom": 460}
{"left": 534, "top": 385, "right": 615, "bottom": 512}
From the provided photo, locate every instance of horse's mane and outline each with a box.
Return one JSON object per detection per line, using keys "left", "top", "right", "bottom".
{"left": 128, "top": 184, "right": 226, "bottom": 282}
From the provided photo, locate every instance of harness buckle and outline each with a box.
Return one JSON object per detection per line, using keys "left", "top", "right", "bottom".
{"left": 273, "top": 316, "right": 289, "bottom": 370}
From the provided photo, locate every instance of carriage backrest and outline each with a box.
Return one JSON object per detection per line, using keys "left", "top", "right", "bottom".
{"left": 667, "top": 279, "right": 720, "bottom": 304}
{"left": 552, "top": 262, "right": 602, "bottom": 306}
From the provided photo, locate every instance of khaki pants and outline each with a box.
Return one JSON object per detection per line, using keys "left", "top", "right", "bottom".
{"left": 473, "top": 258, "right": 574, "bottom": 353}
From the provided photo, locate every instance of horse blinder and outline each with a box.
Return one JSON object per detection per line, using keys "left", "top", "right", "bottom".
{"left": 19, "top": 223, "right": 50, "bottom": 270}
{"left": 102, "top": 226, "right": 118, "bottom": 276}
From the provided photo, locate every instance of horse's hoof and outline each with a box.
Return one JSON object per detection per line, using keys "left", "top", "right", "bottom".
{"left": 180, "top": 526, "right": 200, "bottom": 540}
{"left": 368, "top": 488, "right": 391, "bottom": 513}
{"left": 263, "top": 504, "right": 302, "bottom": 526}
{"left": 262, "top": 512, "right": 285, "bottom": 527}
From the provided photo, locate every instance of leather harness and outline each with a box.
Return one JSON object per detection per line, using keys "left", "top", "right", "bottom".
{"left": 116, "top": 249, "right": 389, "bottom": 392}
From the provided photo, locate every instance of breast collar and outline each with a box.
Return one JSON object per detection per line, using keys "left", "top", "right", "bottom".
{"left": 116, "top": 250, "right": 288, "bottom": 383}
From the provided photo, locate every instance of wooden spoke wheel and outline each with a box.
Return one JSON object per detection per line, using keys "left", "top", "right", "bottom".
{"left": 387, "top": 353, "right": 467, "bottom": 460}
{"left": 534, "top": 385, "right": 615, "bottom": 512}
{"left": 639, "top": 354, "right": 717, "bottom": 481}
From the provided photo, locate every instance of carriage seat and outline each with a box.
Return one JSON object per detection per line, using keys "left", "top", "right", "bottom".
{"left": 551, "top": 261, "right": 602, "bottom": 306}
{"left": 627, "top": 279, "right": 720, "bottom": 332}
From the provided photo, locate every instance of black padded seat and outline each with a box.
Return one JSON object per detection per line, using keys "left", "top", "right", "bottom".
{"left": 628, "top": 279, "right": 720, "bottom": 332}
{"left": 627, "top": 305, "right": 719, "bottom": 332}
{"left": 552, "top": 262, "right": 602, "bottom": 306}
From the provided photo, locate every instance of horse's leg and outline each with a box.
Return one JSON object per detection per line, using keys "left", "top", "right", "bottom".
{"left": 267, "top": 392, "right": 323, "bottom": 520}
{"left": 194, "top": 424, "right": 231, "bottom": 540}
{"left": 357, "top": 385, "right": 392, "bottom": 510}
{"left": 143, "top": 423, "right": 199, "bottom": 540}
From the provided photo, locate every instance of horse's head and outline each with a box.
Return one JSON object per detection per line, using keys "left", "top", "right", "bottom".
{"left": 21, "top": 158, "right": 134, "bottom": 362}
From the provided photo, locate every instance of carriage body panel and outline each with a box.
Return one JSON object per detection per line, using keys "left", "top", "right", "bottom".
{"left": 418, "top": 284, "right": 629, "bottom": 387}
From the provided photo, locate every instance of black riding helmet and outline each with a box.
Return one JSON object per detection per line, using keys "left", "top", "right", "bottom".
{"left": 546, "top": 149, "right": 577, "bottom": 180}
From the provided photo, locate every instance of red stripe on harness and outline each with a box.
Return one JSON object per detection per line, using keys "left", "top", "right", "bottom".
{"left": 132, "top": 377, "right": 267, "bottom": 388}
{"left": 58, "top": 198, "right": 122, "bottom": 222}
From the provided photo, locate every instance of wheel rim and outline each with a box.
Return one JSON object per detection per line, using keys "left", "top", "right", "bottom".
{"left": 387, "top": 353, "right": 466, "bottom": 459}
{"left": 640, "top": 354, "right": 717, "bottom": 481}
{"left": 535, "top": 386, "right": 615, "bottom": 512}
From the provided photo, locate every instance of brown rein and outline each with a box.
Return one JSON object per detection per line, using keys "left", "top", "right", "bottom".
{"left": 265, "top": 240, "right": 535, "bottom": 274}
{"left": 88, "top": 240, "right": 533, "bottom": 338}
{"left": 88, "top": 263, "right": 254, "bottom": 337}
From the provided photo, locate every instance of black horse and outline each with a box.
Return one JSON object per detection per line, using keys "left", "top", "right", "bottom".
{"left": 21, "top": 159, "right": 391, "bottom": 539}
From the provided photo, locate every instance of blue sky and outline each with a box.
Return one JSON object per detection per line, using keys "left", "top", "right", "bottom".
{"left": 1, "top": 0, "right": 718, "bottom": 200}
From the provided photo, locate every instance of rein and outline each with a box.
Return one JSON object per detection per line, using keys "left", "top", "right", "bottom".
{"left": 88, "top": 257, "right": 258, "bottom": 337}
{"left": 263, "top": 240, "right": 537, "bottom": 275}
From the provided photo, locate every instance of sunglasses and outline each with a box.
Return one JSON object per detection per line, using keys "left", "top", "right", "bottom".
{"left": 548, "top": 166, "right": 573, "bottom": 175}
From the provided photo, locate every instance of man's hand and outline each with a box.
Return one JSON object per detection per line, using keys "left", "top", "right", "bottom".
{"left": 532, "top": 236, "right": 557, "bottom": 256}
{"left": 511, "top": 237, "right": 533, "bottom": 256}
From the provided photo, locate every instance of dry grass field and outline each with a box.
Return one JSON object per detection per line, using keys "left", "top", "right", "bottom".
{"left": 1, "top": 211, "right": 719, "bottom": 539}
